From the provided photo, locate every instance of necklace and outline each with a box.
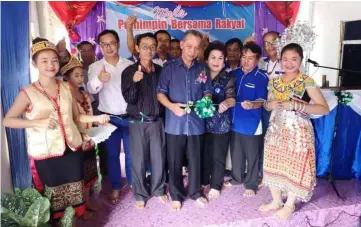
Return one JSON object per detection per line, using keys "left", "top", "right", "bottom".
{"left": 266, "top": 60, "right": 278, "bottom": 75}
{"left": 38, "top": 80, "right": 59, "bottom": 111}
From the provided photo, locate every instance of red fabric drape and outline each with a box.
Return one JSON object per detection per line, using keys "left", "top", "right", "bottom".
{"left": 265, "top": 1, "right": 301, "bottom": 26}
{"left": 49, "top": 1, "right": 97, "bottom": 42}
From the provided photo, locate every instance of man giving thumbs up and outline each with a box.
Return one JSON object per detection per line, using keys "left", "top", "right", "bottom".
{"left": 87, "top": 29, "right": 133, "bottom": 204}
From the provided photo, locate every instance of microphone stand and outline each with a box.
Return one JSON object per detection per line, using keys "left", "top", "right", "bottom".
{"left": 310, "top": 62, "right": 361, "bottom": 200}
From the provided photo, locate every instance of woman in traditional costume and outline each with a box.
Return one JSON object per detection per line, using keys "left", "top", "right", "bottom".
{"left": 259, "top": 43, "right": 329, "bottom": 220}
{"left": 3, "top": 38, "right": 109, "bottom": 220}
{"left": 62, "top": 57, "right": 100, "bottom": 214}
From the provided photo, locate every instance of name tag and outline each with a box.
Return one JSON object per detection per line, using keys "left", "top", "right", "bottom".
{"left": 245, "top": 83, "right": 255, "bottom": 88}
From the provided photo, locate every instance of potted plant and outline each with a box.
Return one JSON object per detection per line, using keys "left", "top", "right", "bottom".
{"left": 1, "top": 187, "right": 74, "bottom": 227}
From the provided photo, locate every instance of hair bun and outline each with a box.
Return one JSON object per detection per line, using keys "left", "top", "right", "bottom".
{"left": 32, "top": 37, "right": 48, "bottom": 45}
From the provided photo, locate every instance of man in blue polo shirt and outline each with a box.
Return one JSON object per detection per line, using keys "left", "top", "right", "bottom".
{"left": 157, "top": 30, "right": 213, "bottom": 211}
{"left": 225, "top": 42, "right": 269, "bottom": 197}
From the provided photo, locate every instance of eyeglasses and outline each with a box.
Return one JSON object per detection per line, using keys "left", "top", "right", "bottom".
{"left": 263, "top": 40, "right": 277, "bottom": 47}
{"left": 100, "top": 42, "right": 117, "bottom": 49}
{"left": 140, "top": 45, "right": 157, "bottom": 51}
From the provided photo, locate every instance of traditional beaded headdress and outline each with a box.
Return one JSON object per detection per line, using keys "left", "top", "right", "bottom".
{"left": 61, "top": 56, "right": 83, "bottom": 75}
{"left": 276, "top": 21, "right": 317, "bottom": 60}
{"left": 31, "top": 41, "right": 58, "bottom": 56}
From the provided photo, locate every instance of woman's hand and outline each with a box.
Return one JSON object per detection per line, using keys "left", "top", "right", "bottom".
{"left": 96, "top": 114, "right": 110, "bottom": 125}
{"left": 266, "top": 100, "right": 284, "bottom": 110}
{"left": 218, "top": 101, "right": 230, "bottom": 113}
{"left": 282, "top": 101, "right": 294, "bottom": 111}
{"left": 41, "top": 112, "right": 58, "bottom": 129}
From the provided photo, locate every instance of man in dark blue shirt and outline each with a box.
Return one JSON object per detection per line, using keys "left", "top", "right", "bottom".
{"left": 225, "top": 42, "right": 269, "bottom": 197}
{"left": 157, "top": 30, "right": 213, "bottom": 210}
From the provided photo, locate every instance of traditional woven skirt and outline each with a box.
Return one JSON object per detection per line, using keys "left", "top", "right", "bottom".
{"left": 30, "top": 146, "right": 85, "bottom": 219}
{"left": 263, "top": 110, "right": 316, "bottom": 202}
{"left": 83, "top": 145, "right": 98, "bottom": 189}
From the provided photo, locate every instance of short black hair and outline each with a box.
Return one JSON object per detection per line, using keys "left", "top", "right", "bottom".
{"left": 171, "top": 39, "right": 180, "bottom": 43}
{"left": 32, "top": 37, "right": 58, "bottom": 62}
{"left": 183, "top": 30, "right": 203, "bottom": 40}
{"left": 154, "top": 30, "right": 171, "bottom": 42}
{"left": 204, "top": 42, "right": 226, "bottom": 60}
{"left": 281, "top": 43, "right": 304, "bottom": 60}
{"left": 263, "top": 31, "right": 280, "bottom": 39}
{"left": 211, "top": 40, "right": 224, "bottom": 45}
{"left": 136, "top": 32, "right": 157, "bottom": 46}
{"left": 242, "top": 41, "right": 262, "bottom": 59}
{"left": 225, "top": 38, "right": 243, "bottom": 49}
{"left": 97, "top": 29, "right": 119, "bottom": 43}
{"left": 76, "top": 41, "right": 95, "bottom": 51}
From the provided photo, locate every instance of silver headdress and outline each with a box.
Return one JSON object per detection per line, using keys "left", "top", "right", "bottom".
{"left": 276, "top": 21, "right": 317, "bottom": 69}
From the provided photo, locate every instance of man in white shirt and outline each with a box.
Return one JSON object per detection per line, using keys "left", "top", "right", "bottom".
{"left": 258, "top": 31, "right": 282, "bottom": 79}
{"left": 87, "top": 29, "right": 133, "bottom": 203}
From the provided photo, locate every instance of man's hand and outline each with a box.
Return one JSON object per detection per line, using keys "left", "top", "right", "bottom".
{"left": 98, "top": 65, "right": 111, "bottom": 83}
{"left": 126, "top": 15, "right": 137, "bottom": 29}
{"left": 133, "top": 65, "right": 144, "bottom": 82}
{"left": 241, "top": 100, "right": 254, "bottom": 110}
{"left": 170, "top": 103, "right": 186, "bottom": 117}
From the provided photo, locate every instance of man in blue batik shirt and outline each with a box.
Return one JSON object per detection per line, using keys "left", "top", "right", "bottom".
{"left": 225, "top": 42, "right": 269, "bottom": 197}
{"left": 157, "top": 30, "right": 213, "bottom": 211}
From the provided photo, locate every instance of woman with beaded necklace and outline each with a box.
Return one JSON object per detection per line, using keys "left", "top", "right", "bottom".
{"left": 62, "top": 56, "right": 102, "bottom": 219}
{"left": 259, "top": 43, "right": 329, "bottom": 220}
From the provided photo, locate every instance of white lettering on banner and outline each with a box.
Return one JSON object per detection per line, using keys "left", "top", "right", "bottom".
{"left": 170, "top": 20, "right": 212, "bottom": 30}
{"left": 151, "top": 5, "right": 187, "bottom": 20}
{"left": 215, "top": 18, "right": 246, "bottom": 30}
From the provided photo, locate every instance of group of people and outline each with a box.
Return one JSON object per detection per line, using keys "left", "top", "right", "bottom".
{"left": 3, "top": 15, "right": 330, "bottom": 223}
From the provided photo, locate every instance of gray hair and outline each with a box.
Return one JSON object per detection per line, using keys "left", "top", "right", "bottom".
{"left": 183, "top": 30, "right": 203, "bottom": 41}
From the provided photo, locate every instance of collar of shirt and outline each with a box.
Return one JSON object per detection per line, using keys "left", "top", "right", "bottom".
{"left": 136, "top": 60, "right": 156, "bottom": 73}
{"left": 154, "top": 53, "right": 172, "bottom": 62}
{"left": 127, "top": 55, "right": 138, "bottom": 62}
{"left": 225, "top": 61, "right": 241, "bottom": 72}
{"left": 207, "top": 68, "right": 227, "bottom": 81}
{"left": 101, "top": 57, "right": 125, "bottom": 67}
{"left": 175, "top": 57, "right": 199, "bottom": 68}
{"left": 241, "top": 66, "right": 259, "bottom": 76}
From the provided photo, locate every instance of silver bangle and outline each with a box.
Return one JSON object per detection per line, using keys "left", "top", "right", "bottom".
{"left": 301, "top": 103, "right": 306, "bottom": 112}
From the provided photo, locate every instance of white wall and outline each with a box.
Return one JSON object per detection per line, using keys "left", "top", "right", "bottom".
{"left": 296, "top": 1, "right": 314, "bottom": 23}
{"left": 309, "top": 1, "right": 361, "bottom": 86}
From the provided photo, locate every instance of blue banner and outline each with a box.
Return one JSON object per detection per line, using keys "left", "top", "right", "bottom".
{"left": 106, "top": 1, "right": 254, "bottom": 58}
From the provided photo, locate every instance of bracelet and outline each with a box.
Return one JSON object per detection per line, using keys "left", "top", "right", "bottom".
{"left": 294, "top": 101, "right": 307, "bottom": 112}
{"left": 301, "top": 103, "right": 306, "bottom": 112}
{"left": 288, "top": 101, "right": 294, "bottom": 111}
